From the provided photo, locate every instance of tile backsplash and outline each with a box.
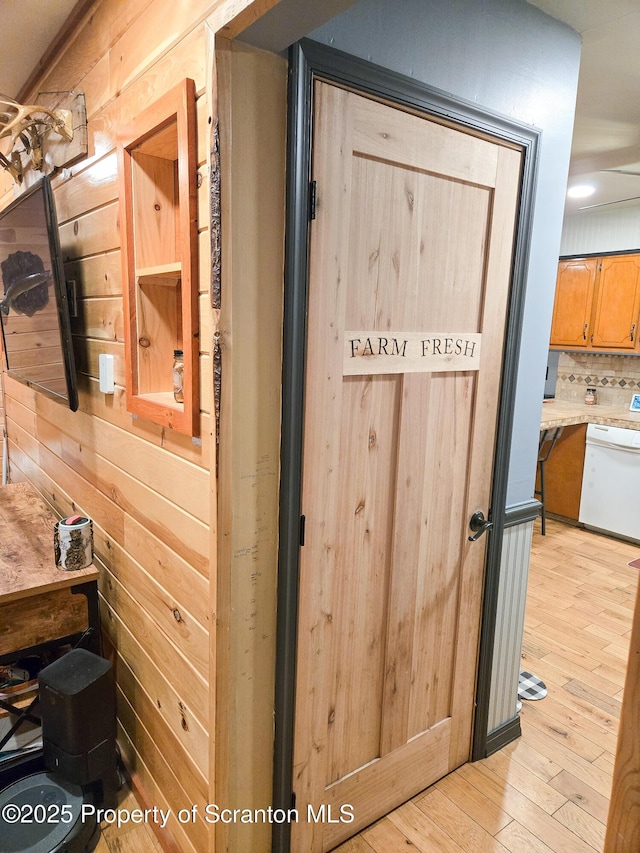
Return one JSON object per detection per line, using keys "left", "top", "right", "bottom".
{"left": 555, "top": 352, "right": 640, "bottom": 405}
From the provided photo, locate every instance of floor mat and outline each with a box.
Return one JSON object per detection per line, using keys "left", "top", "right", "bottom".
{"left": 518, "top": 671, "right": 547, "bottom": 701}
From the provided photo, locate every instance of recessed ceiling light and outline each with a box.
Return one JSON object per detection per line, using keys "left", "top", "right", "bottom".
{"left": 567, "top": 184, "right": 596, "bottom": 199}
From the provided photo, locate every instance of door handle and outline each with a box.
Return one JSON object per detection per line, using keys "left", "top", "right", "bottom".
{"left": 631, "top": 323, "right": 636, "bottom": 342}
{"left": 468, "top": 510, "right": 493, "bottom": 542}
{"left": 583, "top": 323, "right": 588, "bottom": 340}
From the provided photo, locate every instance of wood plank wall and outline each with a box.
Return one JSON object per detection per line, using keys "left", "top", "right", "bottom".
{"left": 215, "top": 39, "right": 287, "bottom": 853}
{"left": 5, "top": 7, "right": 640, "bottom": 853}
{"left": 0, "top": 364, "right": 6, "bottom": 485}
{"left": 0, "top": 2, "right": 284, "bottom": 851}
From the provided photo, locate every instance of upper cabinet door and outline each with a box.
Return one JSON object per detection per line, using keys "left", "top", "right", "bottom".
{"left": 550, "top": 258, "right": 598, "bottom": 349}
{"left": 591, "top": 254, "right": 640, "bottom": 351}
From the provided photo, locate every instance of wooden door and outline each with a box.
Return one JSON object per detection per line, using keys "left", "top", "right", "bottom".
{"left": 591, "top": 254, "right": 640, "bottom": 350}
{"left": 549, "top": 258, "right": 597, "bottom": 349}
{"left": 292, "top": 82, "right": 523, "bottom": 852}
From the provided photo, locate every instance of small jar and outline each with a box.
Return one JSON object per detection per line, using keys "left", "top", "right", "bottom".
{"left": 172, "top": 349, "right": 184, "bottom": 403}
{"left": 54, "top": 515, "right": 94, "bottom": 571}
{"left": 585, "top": 387, "right": 597, "bottom": 405}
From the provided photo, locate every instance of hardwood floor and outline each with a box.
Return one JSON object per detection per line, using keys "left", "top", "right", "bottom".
{"left": 94, "top": 787, "right": 165, "bottom": 853}
{"left": 99, "top": 519, "right": 639, "bottom": 852}
{"left": 337, "top": 519, "right": 639, "bottom": 853}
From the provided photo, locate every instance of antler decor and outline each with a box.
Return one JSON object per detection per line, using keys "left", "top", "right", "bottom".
{"left": 0, "top": 93, "right": 74, "bottom": 183}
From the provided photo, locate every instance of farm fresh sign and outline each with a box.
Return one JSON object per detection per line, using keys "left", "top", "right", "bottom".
{"left": 343, "top": 331, "right": 482, "bottom": 375}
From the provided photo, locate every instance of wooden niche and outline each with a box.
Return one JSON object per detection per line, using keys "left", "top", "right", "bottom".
{"left": 117, "top": 78, "right": 199, "bottom": 436}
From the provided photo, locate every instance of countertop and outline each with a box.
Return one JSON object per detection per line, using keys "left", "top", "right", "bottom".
{"left": 541, "top": 399, "right": 640, "bottom": 431}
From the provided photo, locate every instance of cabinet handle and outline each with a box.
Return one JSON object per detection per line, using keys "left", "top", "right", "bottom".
{"left": 583, "top": 323, "right": 588, "bottom": 340}
{"left": 631, "top": 324, "right": 636, "bottom": 342}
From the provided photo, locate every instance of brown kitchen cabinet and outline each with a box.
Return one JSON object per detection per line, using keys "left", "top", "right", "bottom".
{"left": 535, "top": 423, "right": 587, "bottom": 521}
{"left": 591, "top": 254, "right": 640, "bottom": 349}
{"left": 550, "top": 252, "right": 640, "bottom": 353}
{"left": 549, "top": 258, "right": 597, "bottom": 348}
{"left": 536, "top": 424, "right": 587, "bottom": 521}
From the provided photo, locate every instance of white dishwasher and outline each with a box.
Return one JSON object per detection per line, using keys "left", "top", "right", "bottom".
{"left": 579, "top": 423, "right": 640, "bottom": 543}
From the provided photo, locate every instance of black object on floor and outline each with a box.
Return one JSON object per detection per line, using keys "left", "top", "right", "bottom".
{"left": 0, "top": 649, "right": 120, "bottom": 851}
{"left": 38, "top": 648, "right": 119, "bottom": 810}
{"left": 0, "top": 770, "right": 99, "bottom": 852}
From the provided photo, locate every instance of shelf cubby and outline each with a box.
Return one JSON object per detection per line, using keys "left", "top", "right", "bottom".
{"left": 117, "top": 79, "right": 199, "bottom": 436}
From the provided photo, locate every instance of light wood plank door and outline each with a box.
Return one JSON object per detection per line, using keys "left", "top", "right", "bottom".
{"left": 292, "top": 82, "right": 523, "bottom": 851}
{"left": 549, "top": 258, "right": 598, "bottom": 349}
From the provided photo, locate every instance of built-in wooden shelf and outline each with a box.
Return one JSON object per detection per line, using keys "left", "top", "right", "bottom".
{"left": 136, "top": 262, "right": 183, "bottom": 287}
{"left": 117, "top": 79, "right": 199, "bottom": 436}
{"left": 136, "top": 390, "right": 184, "bottom": 410}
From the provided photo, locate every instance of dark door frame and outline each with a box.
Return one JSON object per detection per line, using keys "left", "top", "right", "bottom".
{"left": 273, "top": 38, "right": 541, "bottom": 853}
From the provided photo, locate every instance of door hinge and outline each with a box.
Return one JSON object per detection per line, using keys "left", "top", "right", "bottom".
{"left": 309, "top": 181, "right": 317, "bottom": 220}
{"left": 291, "top": 791, "right": 297, "bottom": 811}
{"left": 299, "top": 515, "right": 306, "bottom": 546}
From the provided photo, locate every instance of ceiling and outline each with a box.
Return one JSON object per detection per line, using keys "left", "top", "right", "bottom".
{"left": 2, "top": 0, "right": 640, "bottom": 216}
{"left": 527, "top": 0, "right": 640, "bottom": 215}
{"left": 0, "top": 0, "right": 79, "bottom": 100}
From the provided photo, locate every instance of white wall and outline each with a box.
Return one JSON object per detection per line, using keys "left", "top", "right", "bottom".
{"left": 308, "top": 0, "right": 582, "bottom": 507}
{"left": 561, "top": 205, "right": 640, "bottom": 256}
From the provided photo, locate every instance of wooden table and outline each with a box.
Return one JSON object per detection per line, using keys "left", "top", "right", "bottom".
{"left": 0, "top": 482, "right": 100, "bottom": 663}
{"left": 0, "top": 483, "right": 101, "bottom": 775}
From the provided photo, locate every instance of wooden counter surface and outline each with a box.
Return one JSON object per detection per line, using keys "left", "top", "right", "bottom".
{"left": 541, "top": 399, "right": 640, "bottom": 431}
{"left": 0, "top": 482, "right": 98, "bottom": 605}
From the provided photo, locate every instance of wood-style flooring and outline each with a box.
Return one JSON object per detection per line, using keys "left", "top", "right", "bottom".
{"left": 94, "top": 787, "right": 164, "bottom": 853}
{"left": 98, "top": 519, "right": 639, "bottom": 852}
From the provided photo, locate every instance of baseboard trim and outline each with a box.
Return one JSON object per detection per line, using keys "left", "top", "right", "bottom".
{"left": 484, "top": 715, "right": 522, "bottom": 757}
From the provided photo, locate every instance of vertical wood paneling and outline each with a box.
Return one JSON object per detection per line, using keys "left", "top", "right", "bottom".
{"left": 487, "top": 518, "right": 535, "bottom": 733}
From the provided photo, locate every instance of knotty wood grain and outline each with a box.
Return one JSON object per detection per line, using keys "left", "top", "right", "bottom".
{"left": 0, "top": 4, "right": 217, "bottom": 848}
{"left": 0, "top": 587, "right": 89, "bottom": 655}
{"left": 293, "top": 80, "right": 522, "bottom": 852}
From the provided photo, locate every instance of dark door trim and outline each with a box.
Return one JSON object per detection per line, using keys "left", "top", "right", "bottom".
{"left": 273, "top": 38, "right": 541, "bottom": 853}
